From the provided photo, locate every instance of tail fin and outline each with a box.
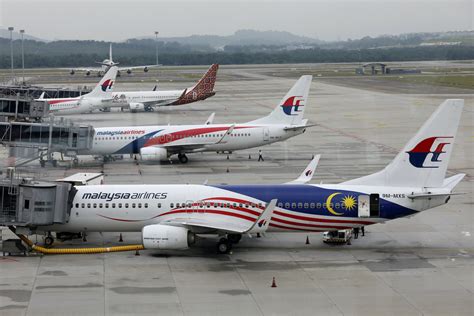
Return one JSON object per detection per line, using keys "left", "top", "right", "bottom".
{"left": 248, "top": 75, "right": 312, "bottom": 125}
{"left": 345, "top": 99, "right": 464, "bottom": 188}
{"left": 86, "top": 66, "right": 118, "bottom": 98}
{"left": 171, "top": 64, "right": 219, "bottom": 105}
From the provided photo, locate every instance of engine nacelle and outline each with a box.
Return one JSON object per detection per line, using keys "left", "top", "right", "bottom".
{"left": 140, "top": 147, "right": 168, "bottom": 161}
{"left": 70, "top": 69, "right": 75, "bottom": 75}
{"left": 86, "top": 71, "right": 91, "bottom": 76}
{"left": 127, "top": 69, "right": 132, "bottom": 74}
{"left": 142, "top": 224, "right": 195, "bottom": 250}
{"left": 129, "top": 102, "right": 145, "bottom": 112}
{"left": 144, "top": 67, "right": 149, "bottom": 73}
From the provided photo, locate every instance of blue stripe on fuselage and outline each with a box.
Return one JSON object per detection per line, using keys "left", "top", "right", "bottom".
{"left": 112, "top": 130, "right": 163, "bottom": 155}
{"left": 211, "top": 185, "right": 417, "bottom": 220}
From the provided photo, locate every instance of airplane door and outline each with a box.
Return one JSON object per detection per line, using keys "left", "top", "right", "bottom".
{"left": 358, "top": 195, "right": 370, "bottom": 218}
{"left": 263, "top": 128, "right": 270, "bottom": 141}
{"left": 370, "top": 194, "right": 380, "bottom": 217}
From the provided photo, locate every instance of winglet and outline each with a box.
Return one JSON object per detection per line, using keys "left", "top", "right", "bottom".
{"left": 205, "top": 113, "right": 215, "bottom": 125}
{"left": 287, "top": 155, "right": 320, "bottom": 184}
{"left": 38, "top": 92, "right": 45, "bottom": 100}
{"left": 215, "top": 124, "right": 235, "bottom": 144}
{"left": 246, "top": 199, "right": 277, "bottom": 234}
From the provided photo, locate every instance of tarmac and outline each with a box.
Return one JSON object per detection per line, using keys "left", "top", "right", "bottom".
{"left": 0, "top": 63, "right": 473, "bottom": 315}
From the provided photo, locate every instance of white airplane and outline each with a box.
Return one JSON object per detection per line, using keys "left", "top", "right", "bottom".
{"left": 69, "top": 43, "right": 159, "bottom": 77}
{"left": 79, "top": 75, "right": 313, "bottom": 163}
{"left": 37, "top": 66, "right": 119, "bottom": 115}
{"left": 110, "top": 64, "right": 219, "bottom": 112}
{"left": 39, "top": 99, "right": 464, "bottom": 254}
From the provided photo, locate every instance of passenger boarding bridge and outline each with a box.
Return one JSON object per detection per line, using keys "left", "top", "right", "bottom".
{"left": 0, "top": 85, "right": 94, "bottom": 167}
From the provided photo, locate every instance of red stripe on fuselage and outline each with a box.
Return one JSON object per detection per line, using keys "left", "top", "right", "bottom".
{"left": 144, "top": 126, "right": 255, "bottom": 147}
{"left": 273, "top": 210, "right": 374, "bottom": 225}
{"left": 47, "top": 98, "right": 78, "bottom": 105}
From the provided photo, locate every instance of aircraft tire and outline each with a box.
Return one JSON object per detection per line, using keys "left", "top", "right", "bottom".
{"left": 228, "top": 234, "right": 242, "bottom": 244}
{"left": 217, "top": 238, "right": 232, "bottom": 254}
{"left": 178, "top": 154, "right": 188, "bottom": 164}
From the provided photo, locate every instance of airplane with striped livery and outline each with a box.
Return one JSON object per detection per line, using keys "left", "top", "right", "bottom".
{"left": 79, "top": 75, "right": 313, "bottom": 163}
{"left": 41, "top": 99, "right": 464, "bottom": 253}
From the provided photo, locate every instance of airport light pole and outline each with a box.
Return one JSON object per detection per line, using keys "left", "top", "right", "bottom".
{"left": 20, "top": 29, "right": 25, "bottom": 85}
{"left": 154, "top": 31, "right": 159, "bottom": 65}
{"left": 8, "top": 27, "right": 14, "bottom": 83}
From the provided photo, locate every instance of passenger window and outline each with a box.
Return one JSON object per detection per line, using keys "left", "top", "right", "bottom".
{"left": 75, "top": 203, "right": 79, "bottom": 208}
{"left": 317, "top": 203, "right": 321, "bottom": 209}
{"left": 93, "top": 203, "right": 97, "bottom": 208}
{"left": 105, "top": 203, "right": 109, "bottom": 208}
{"left": 157, "top": 203, "right": 161, "bottom": 208}
{"left": 118, "top": 203, "right": 122, "bottom": 208}
{"left": 304, "top": 203, "right": 309, "bottom": 208}
{"left": 81, "top": 203, "right": 85, "bottom": 208}
{"left": 310, "top": 203, "right": 315, "bottom": 209}
{"left": 291, "top": 203, "right": 296, "bottom": 208}
{"left": 87, "top": 203, "right": 91, "bottom": 208}
{"left": 170, "top": 203, "right": 174, "bottom": 208}
{"left": 298, "top": 203, "right": 303, "bottom": 208}
{"left": 99, "top": 203, "right": 103, "bottom": 208}
{"left": 145, "top": 203, "right": 148, "bottom": 208}
{"left": 285, "top": 202, "right": 290, "bottom": 208}
{"left": 335, "top": 203, "right": 340, "bottom": 209}
{"left": 112, "top": 203, "right": 116, "bottom": 208}
{"left": 132, "top": 203, "right": 136, "bottom": 208}
{"left": 125, "top": 203, "right": 129, "bottom": 208}
{"left": 138, "top": 203, "right": 142, "bottom": 208}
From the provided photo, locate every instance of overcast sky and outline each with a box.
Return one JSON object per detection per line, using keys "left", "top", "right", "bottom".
{"left": 0, "top": 0, "right": 472, "bottom": 41}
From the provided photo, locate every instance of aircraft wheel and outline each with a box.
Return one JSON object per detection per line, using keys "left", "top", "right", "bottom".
{"left": 178, "top": 154, "right": 188, "bottom": 164}
{"left": 217, "top": 238, "right": 232, "bottom": 254}
{"left": 44, "top": 236, "right": 54, "bottom": 247}
{"left": 228, "top": 234, "right": 242, "bottom": 244}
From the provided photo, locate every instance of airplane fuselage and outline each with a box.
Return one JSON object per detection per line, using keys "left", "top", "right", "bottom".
{"left": 43, "top": 183, "right": 446, "bottom": 233}
{"left": 45, "top": 97, "right": 103, "bottom": 114}
{"left": 110, "top": 90, "right": 184, "bottom": 107}
{"left": 79, "top": 124, "right": 304, "bottom": 156}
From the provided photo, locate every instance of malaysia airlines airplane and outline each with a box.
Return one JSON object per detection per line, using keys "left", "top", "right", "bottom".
{"left": 110, "top": 64, "right": 219, "bottom": 112}
{"left": 68, "top": 43, "right": 159, "bottom": 77}
{"left": 41, "top": 99, "right": 464, "bottom": 254}
{"left": 78, "top": 75, "right": 313, "bottom": 163}
{"left": 37, "top": 66, "right": 118, "bottom": 115}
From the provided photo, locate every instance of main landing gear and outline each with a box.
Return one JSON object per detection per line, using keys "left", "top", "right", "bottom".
{"left": 178, "top": 153, "right": 188, "bottom": 164}
{"left": 216, "top": 234, "right": 242, "bottom": 254}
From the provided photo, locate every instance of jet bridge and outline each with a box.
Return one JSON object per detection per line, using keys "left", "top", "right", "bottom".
{"left": 0, "top": 84, "right": 90, "bottom": 99}
{"left": 0, "top": 170, "right": 75, "bottom": 230}
{"left": 0, "top": 94, "right": 94, "bottom": 167}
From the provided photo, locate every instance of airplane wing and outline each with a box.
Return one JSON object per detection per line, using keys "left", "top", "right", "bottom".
{"left": 118, "top": 65, "right": 160, "bottom": 71}
{"left": 286, "top": 155, "right": 320, "bottom": 184}
{"left": 156, "top": 125, "right": 235, "bottom": 153}
{"left": 161, "top": 199, "right": 277, "bottom": 234}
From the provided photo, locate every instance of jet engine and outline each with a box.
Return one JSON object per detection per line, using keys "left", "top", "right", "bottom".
{"left": 140, "top": 147, "right": 168, "bottom": 161}
{"left": 70, "top": 70, "right": 75, "bottom": 75}
{"left": 86, "top": 71, "right": 91, "bottom": 76}
{"left": 142, "top": 224, "right": 195, "bottom": 250}
{"left": 129, "top": 102, "right": 145, "bottom": 112}
{"left": 144, "top": 67, "right": 149, "bottom": 73}
{"left": 127, "top": 69, "right": 132, "bottom": 74}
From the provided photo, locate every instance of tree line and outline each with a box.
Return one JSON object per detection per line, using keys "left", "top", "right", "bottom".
{"left": 0, "top": 38, "right": 473, "bottom": 68}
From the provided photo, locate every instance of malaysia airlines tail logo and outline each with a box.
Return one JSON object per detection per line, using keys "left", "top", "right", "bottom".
{"left": 101, "top": 79, "right": 114, "bottom": 92}
{"left": 406, "top": 136, "right": 453, "bottom": 168}
{"left": 281, "top": 96, "right": 304, "bottom": 116}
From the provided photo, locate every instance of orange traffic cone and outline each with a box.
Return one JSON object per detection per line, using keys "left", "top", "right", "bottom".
{"left": 305, "top": 236, "right": 310, "bottom": 245}
{"left": 271, "top": 277, "right": 277, "bottom": 288}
